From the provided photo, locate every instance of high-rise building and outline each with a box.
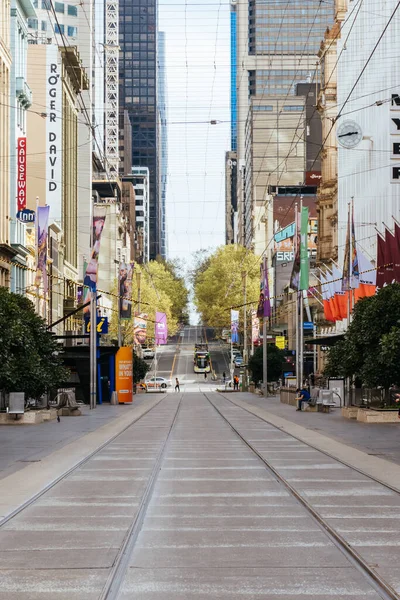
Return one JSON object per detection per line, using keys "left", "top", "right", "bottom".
{"left": 234, "top": 0, "right": 333, "bottom": 249}
{"left": 132, "top": 167, "right": 150, "bottom": 264}
{"left": 158, "top": 31, "right": 167, "bottom": 259}
{"left": 119, "top": 0, "right": 159, "bottom": 259}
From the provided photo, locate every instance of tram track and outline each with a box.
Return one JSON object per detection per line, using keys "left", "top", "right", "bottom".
{"left": 99, "top": 396, "right": 182, "bottom": 600}
{"left": 205, "top": 392, "right": 400, "bottom": 600}
{"left": 0, "top": 394, "right": 168, "bottom": 529}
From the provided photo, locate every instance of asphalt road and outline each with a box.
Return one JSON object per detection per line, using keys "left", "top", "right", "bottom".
{"left": 145, "top": 326, "right": 234, "bottom": 390}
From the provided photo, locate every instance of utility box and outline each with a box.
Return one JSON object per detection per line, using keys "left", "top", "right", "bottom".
{"left": 8, "top": 392, "right": 25, "bottom": 414}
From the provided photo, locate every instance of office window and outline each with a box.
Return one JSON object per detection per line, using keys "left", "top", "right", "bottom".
{"left": 41, "top": 20, "right": 47, "bottom": 30}
{"left": 67, "top": 4, "right": 77, "bottom": 16}
{"left": 68, "top": 26, "right": 77, "bottom": 37}
{"left": 54, "top": 1, "right": 64, "bottom": 12}
{"left": 41, "top": 0, "right": 50, "bottom": 8}
{"left": 253, "top": 105, "right": 273, "bottom": 111}
{"left": 55, "top": 23, "right": 64, "bottom": 34}
{"left": 27, "top": 18, "right": 38, "bottom": 29}
{"left": 283, "top": 105, "right": 303, "bottom": 112}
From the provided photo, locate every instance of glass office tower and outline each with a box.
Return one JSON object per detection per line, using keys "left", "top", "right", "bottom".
{"left": 119, "top": 0, "right": 159, "bottom": 259}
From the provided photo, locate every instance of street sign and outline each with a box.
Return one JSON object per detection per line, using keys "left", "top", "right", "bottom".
{"left": 85, "top": 316, "right": 109, "bottom": 334}
{"left": 303, "top": 321, "right": 314, "bottom": 330}
{"left": 275, "top": 335, "right": 285, "bottom": 349}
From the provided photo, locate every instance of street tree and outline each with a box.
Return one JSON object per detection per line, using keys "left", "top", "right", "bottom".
{"left": 248, "top": 344, "right": 286, "bottom": 385}
{"left": 133, "top": 352, "right": 150, "bottom": 383}
{"left": 109, "top": 261, "right": 189, "bottom": 346}
{"left": 0, "top": 287, "right": 68, "bottom": 400}
{"left": 193, "top": 245, "right": 260, "bottom": 328}
{"left": 324, "top": 283, "right": 400, "bottom": 388}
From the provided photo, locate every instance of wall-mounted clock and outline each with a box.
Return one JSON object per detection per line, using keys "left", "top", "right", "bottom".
{"left": 336, "top": 120, "right": 363, "bottom": 148}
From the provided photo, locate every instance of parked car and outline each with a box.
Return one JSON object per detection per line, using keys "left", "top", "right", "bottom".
{"left": 234, "top": 355, "right": 244, "bottom": 368}
{"left": 143, "top": 376, "right": 171, "bottom": 391}
{"left": 232, "top": 348, "right": 241, "bottom": 357}
{"left": 142, "top": 348, "right": 155, "bottom": 359}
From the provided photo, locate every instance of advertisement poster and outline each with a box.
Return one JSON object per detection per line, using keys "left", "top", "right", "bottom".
{"left": 83, "top": 208, "right": 106, "bottom": 312}
{"left": 155, "top": 311, "right": 168, "bottom": 345}
{"left": 133, "top": 313, "right": 148, "bottom": 346}
{"left": 115, "top": 346, "right": 133, "bottom": 404}
{"left": 251, "top": 310, "right": 259, "bottom": 343}
{"left": 35, "top": 205, "right": 50, "bottom": 294}
{"left": 231, "top": 309, "right": 239, "bottom": 344}
{"left": 119, "top": 262, "right": 134, "bottom": 319}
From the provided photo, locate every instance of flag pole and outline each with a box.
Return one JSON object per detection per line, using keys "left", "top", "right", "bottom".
{"left": 262, "top": 257, "right": 268, "bottom": 396}
{"left": 299, "top": 196, "right": 304, "bottom": 388}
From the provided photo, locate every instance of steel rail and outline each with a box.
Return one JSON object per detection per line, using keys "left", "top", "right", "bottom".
{"left": 100, "top": 395, "right": 183, "bottom": 600}
{"left": 205, "top": 392, "right": 399, "bottom": 600}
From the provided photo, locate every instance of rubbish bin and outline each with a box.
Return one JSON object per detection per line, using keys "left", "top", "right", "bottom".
{"left": 110, "top": 391, "right": 118, "bottom": 405}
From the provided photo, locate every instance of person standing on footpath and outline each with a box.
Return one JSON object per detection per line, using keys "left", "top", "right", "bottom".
{"left": 175, "top": 378, "right": 180, "bottom": 392}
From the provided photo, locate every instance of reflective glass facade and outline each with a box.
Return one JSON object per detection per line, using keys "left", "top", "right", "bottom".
{"left": 230, "top": 7, "right": 237, "bottom": 151}
{"left": 248, "top": 0, "right": 333, "bottom": 55}
{"left": 119, "top": 0, "right": 159, "bottom": 259}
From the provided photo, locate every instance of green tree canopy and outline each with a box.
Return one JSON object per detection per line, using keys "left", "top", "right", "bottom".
{"left": 0, "top": 287, "right": 68, "bottom": 399}
{"left": 109, "top": 261, "right": 189, "bottom": 346}
{"left": 324, "top": 283, "right": 400, "bottom": 388}
{"left": 248, "top": 344, "right": 286, "bottom": 385}
{"left": 193, "top": 245, "right": 260, "bottom": 328}
{"left": 133, "top": 352, "right": 150, "bottom": 383}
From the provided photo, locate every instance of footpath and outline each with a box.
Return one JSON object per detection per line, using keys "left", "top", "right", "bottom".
{"left": 0, "top": 395, "right": 164, "bottom": 522}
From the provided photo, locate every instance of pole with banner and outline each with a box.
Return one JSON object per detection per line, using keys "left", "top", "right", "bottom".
{"left": 230, "top": 309, "right": 239, "bottom": 383}
{"left": 299, "top": 203, "right": 309, "bottom": 387}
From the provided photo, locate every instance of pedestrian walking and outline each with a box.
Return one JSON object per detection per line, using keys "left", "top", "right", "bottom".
{"left": 222, "top": 371, "right": 226, "bottom": 383}
{"left": 175, "top": 378, "right": 180, "bottom": 392}
{"left": 204, "top": 372, "right": 207, "bottom": 381}
{"left": 233, "top": 375, "right": 239, "bottom": 391}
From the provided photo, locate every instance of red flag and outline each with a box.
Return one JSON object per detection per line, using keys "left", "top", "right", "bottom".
{"left": 385, "top": 225, "right": 400, "bottom": 282}
{"left": 335, "top": 291, "right": 348, "bottom": 320}
{"left": 376, "top": 232, "right": 386, "bottom": 288}
{"left": 321, "top": 275, "right": 335, "bottom": 322}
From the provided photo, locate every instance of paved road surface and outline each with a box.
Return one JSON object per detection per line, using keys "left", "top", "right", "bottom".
{"left": 1, "top": 391, "right": 400, "bottom": 598}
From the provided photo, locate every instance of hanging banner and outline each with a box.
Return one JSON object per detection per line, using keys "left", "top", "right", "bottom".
{"left": 251, "top": 310, "right": 259, "bottom": 343}
{"left": 119, "top": 261, "right": 134, "bottom": 319}
{"left": 17, "top": 137, "right": 27, "bottom": 211}
{"left": 35, "top": 205, "right": 50, "bottom": 294}
{"left": 290, "top": 209, "right": 301, "bottom": 291}
{"left": 155, "top": 311, "right": 168, "bottom": 345}
{"left": 231, "top": 309, "right": 239, "bottom": 344}
{"left": 257, "top": 258, "right": 271, "bottom": 318}
{"left": 299, "top": 206, "right": 309, "bottom": 291}
{"left": 115, "top": 346, "right": 133, "bottom": 404}
{"left": 133, "top": 313, "right": 148, "bottom": 346}
{"left": 83, "top": 207, "right": 106, "bottom": 313}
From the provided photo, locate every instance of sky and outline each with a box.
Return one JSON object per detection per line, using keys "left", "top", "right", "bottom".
{"left": 159, "top": 0, "right": 231, "bottom": 263}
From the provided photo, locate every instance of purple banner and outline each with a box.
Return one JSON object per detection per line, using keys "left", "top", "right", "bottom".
{"left": 257, "top": 258, "right": 271, "bottom": 319}
{"left": 83, "top": 208, "right": 106, "bottom": 313}
{"left": 35, "top": 205, "right": 50, "bottom": 294}
{"left": 155, "top": 311, "right": 168, "bottom": 345}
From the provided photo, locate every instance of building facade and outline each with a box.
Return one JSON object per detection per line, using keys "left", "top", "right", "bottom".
{"left": 234, "top": 0, "right": 333, "bottom": 251}
{"left": 9, "top": 0, "right": 35, "bottom": 294}
{"left": 0, "top": 0, "right": 13, "bottom": 287}
{"left": 336, "top": 0, "right": 400, "bottom": 266}
{"left": 26, "top": 43, "right": 88, "bottom": 324}
{"left": 119, "top": 0, "right": 160, "bottom": 259}
{"left": 132, "top": 166, "right": 150, "bottom": 264}
{"left": 158, "top": 30, "right": 167, "bottom": 259}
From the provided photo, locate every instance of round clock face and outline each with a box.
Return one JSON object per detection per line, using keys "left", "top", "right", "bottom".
{"left": 336, "top": 120, "right": 363, "bottom": 148}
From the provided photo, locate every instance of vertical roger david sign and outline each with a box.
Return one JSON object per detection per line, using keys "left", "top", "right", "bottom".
{"left": 46, "top": 46, "right": 62, "bottom": 215}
